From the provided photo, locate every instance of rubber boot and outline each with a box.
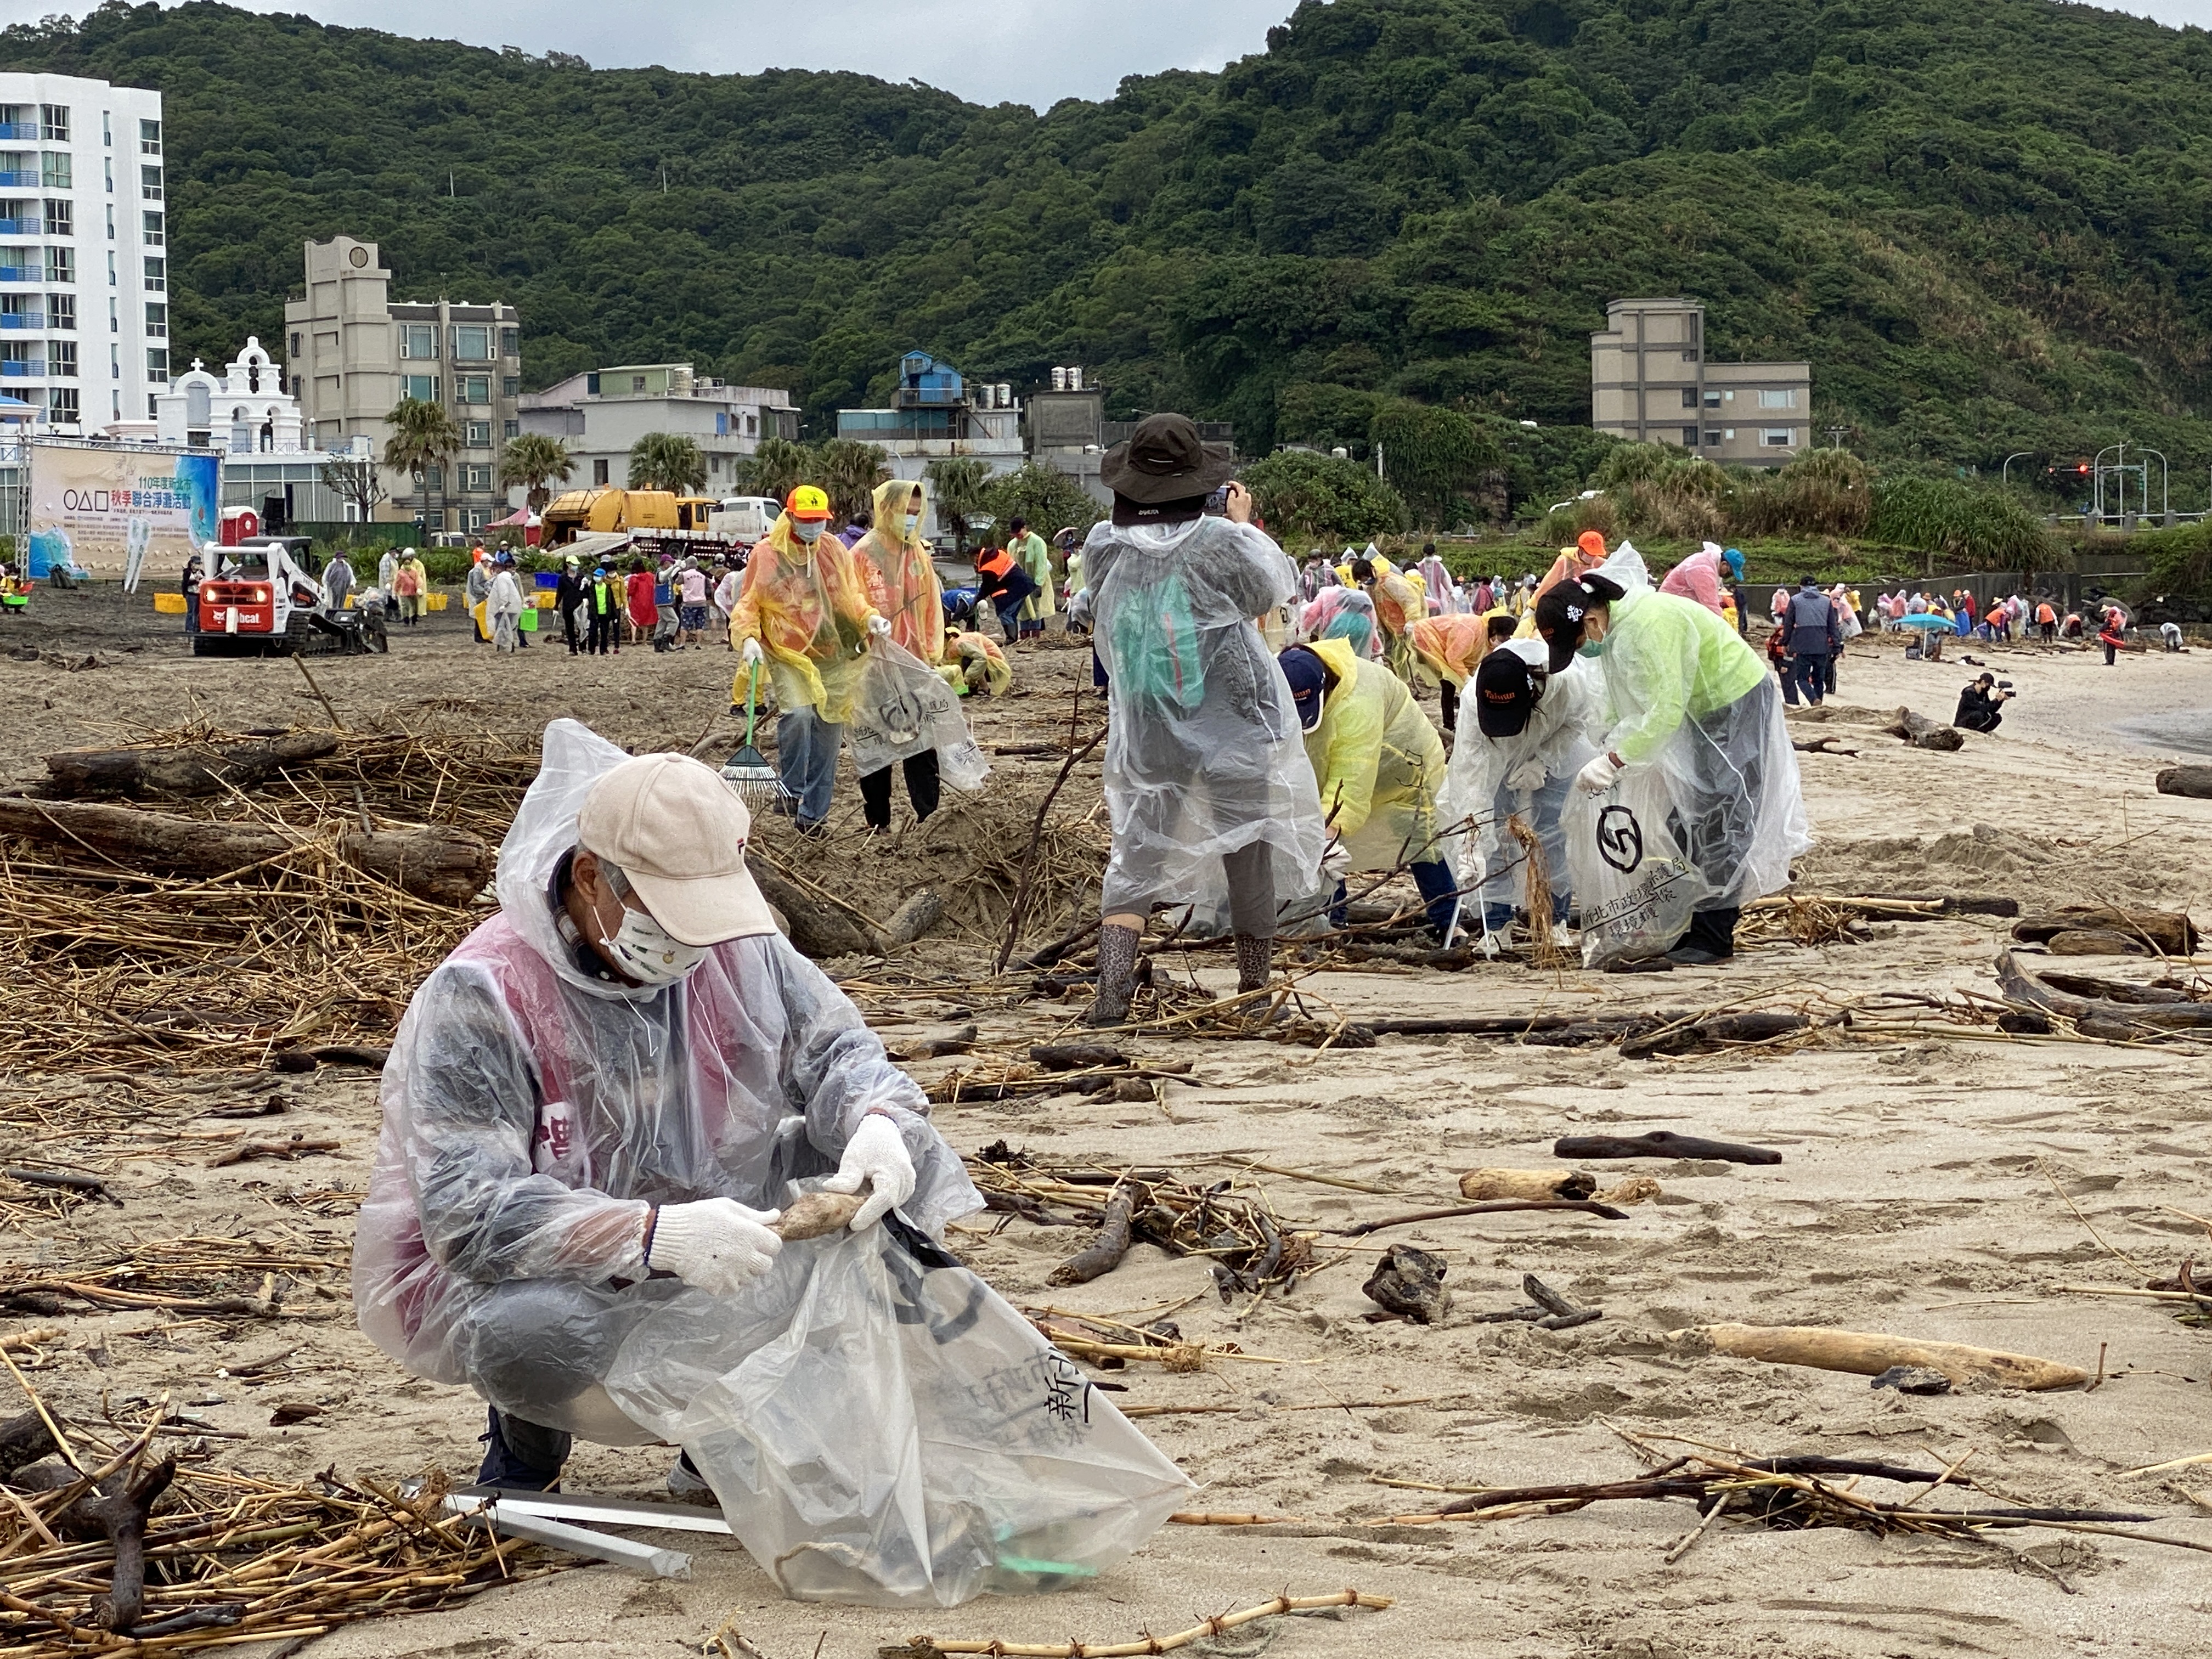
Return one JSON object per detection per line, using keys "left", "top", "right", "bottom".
{"left": 477, "top": 1407, "right": 570, "bottom": 1492}
{"left": 1234, "top": 933, "right": 1273, "bottom": 995}
{"left": 1087, "top": 923, "right": 1139, "bottom": 1028}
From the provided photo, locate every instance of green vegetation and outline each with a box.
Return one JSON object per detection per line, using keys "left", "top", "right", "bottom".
{"left": 380, "top": 398, "right": 460, "bottom": 527}
{"left": 1242, "top": 449, "right": 1407, "bottom": 548}
{"left": 17, "top": 0, "right": 2212, "bottom": 532}
{"left": 625, "top": 432, "right": 707, "bottom": 494}
{"left": 978, "top": 462, "right": 1103, "bottom": 545}
{"left": 498, "top": 433, "right": 575, "bottom": 509}
{"left": 922, "top": 458, "right": 991, "bottom": 552}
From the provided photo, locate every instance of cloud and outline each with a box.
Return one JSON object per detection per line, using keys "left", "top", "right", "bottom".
{"left": 0, "top": 0, "right": 1300, "bottom": 107}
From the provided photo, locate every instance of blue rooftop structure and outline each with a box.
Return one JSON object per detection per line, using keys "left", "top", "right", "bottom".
{"left": 897, "top": 351, "right": 965, "bottom": 410}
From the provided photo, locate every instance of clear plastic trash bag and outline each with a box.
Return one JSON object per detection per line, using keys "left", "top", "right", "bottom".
{"left": 1562, "top": 765, "right": 1698, "bottom": 968}
{"left": 602, "top": 1211, "right": 1193, "bottom": 1608}
{"left": 847, "top": 639, "right": 991, "bottom": 792}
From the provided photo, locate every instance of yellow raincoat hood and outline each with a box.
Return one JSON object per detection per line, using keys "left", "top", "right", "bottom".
{"left": 852, "top": 479, "right": 943, "bottom": 664}
{"left": 728, "top": 511, "right": 881, "bottom": 720}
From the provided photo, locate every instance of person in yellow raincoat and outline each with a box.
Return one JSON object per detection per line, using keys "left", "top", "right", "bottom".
{"left": 1407, "top": 611, "right": 1498, "bottom": 733}
{"left": 729, "top": 485, "right": 889, "bottom": 833}
{"left": 1278, "top": 637, "right": 1461, "bottom": 941}
{"left": 939, "top": 628, "right": 1012, "bottom": 697}
{"left": 848, "top": 479, "right": 945, "bottom": 832}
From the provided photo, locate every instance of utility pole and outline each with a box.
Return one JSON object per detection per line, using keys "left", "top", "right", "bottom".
{"left": 1825, "top": 425, "right": 1848, "bottom": 450}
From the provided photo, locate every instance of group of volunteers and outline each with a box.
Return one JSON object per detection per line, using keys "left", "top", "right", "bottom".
{"left": 1063, "top": 417, "right": 1812, "bottom": 1024}
{"left": 351, "top": 413, "right": 1815, "bottom": 1622}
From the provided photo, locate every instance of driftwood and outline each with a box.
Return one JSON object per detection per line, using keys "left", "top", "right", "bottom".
{"left": 1882, "top": 707, "right": 1965, "bottom": 750}
{"left": 1032, "top": 1042, "right": 1128, "bottom": 1071}
{"left": 1335, "top": 1199, "right": 1629, "bottom": 1236}
{"left": 1677, "top": 1323, "right": 2087, "bottom": 1389}
{"left": 15, "top": 1456, "right": 180, "bottom": 1630}
{"left": 1791, "top": 736, "right": 1862, "bottom": 755}
{"left": 1618, "top": 1011, "right": 1809, "bottom": 1059}
{"left": 1551, "top": 1130, "right": 1782, "bottom": 1165}
{"left": 1047, "top": 1189, "right": 1137, "bottom": 1286}
{"left": 43, "top": 732, "right": 338, "bottom": 799}
{"left": 775, "top": 1188, "right": 867, "bottom": 1240}
{"left": 1473, "top": 1272, "right": 1601, "bottom": 1330}
{"left": 1996, "top": 949, "right": 2212, "bottom": 1030}
{"left": 1459, "top": 1169, "right": 1596, "bottom": 1201}
{"left": 0, "top": 1411, "right": 56, "bottom": 1478}
{"left": 0, "top": 798, "right": 491, "bottom": 906}
{"left": 2012, "top": 905, "right": 2198, "bottom": 955}
{"left": 1362, "top": 1244, "right": 1452, "bottom": 1324}
{"left": 887, "top": 1589, "right": 1393, "bottom": 1658}
{"left": 3, "top": 1167, "right": 121, "bottom": 1206}
{"left": 2156, "top": 765, "right": 2212, "bottom": 800}
{"left": 748, "top": 864, "right": 879, "bottom": 960}
{"left": 882, "top": 888, "right": 943, "bottom": 948}
{"left": 2046, "top": 929, "right": 2148, "bottom": 956}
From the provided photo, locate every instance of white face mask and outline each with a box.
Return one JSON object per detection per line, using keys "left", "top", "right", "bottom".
{"left": 904, "top": 512, "right": 921, "bottom": 533}
{"left": 601, "top": 904, "right": 708, "bottom": 987}
{"left": 793, "top": 520, "right": 825, "bottom": 544}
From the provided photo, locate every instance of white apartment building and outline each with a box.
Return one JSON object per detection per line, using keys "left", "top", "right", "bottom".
{"left": 519, "top": 363, "right": 798, "bottom": 494}
{"left": 0, "top": 74, "right": 168, "bottom": 434}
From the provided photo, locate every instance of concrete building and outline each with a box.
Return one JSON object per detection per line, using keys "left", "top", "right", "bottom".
{"left": 0, "top": 73, "right": 169, "bottom": 433}
{"left": 837, "top": 351, "right": 1023, "bottom": 537}
{"left": 1590, "top": 298, "right": 1810, "bottom": 467}
{"left": 155, "top": 335, "right": 367, "bottom": 526}
{"left": 518, "top": 362, "right": 798, "bottom": 494}
{"left": 283, "top": 235, "right": 521, "bottom": 533}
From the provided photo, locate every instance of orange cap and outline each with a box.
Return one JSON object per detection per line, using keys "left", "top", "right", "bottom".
{"left": 1577, "top": 531, "right": 1607, "bottom": 559}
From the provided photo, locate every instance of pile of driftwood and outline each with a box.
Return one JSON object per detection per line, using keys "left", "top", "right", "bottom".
{"left": 967, "top": 1149, "right": 1324, "bottom": 1303}
{"left": 0, "top": 1397, "right": 556, "bottom": 1650}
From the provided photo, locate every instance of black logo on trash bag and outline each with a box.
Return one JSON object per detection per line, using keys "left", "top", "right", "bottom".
{"left": 1596, "top": 805, "right": 1644, "bottom": 873}
{"left": 871, "top": 686, "right": 928, "bottom": 744}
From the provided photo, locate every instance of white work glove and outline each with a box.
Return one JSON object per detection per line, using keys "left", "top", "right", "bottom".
{"left": 867, "top": 614, "right": 892, "bottom": 640}
{"left": 1319, "top": 840, "right": 1353, "bottom": 885}
{"left": 1575, "top": 752, "right": 1624, "bottom": 795}
{"left": 823, "top": 1114, "right": 915, "bottom": 1232}
{"left": 738, "top": 637, "right": 765, "bottom": 668}
{"left": 1504, "top": 757, "right": 1549, "bottom": 792}
{"left": 648, "top": 1197, "right": 782, "bottom": 1295}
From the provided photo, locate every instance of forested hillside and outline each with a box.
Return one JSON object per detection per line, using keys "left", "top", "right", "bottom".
{"left": 9, "top": 0, "right": 2212, "bottom": 496}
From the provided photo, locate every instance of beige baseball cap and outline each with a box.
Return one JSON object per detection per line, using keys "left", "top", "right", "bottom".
{"left": 575, "top": 752, "right": 778, "bottom": 947}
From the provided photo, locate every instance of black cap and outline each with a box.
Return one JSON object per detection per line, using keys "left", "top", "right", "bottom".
{"left": 1474, "top": 648, "right": 1542, "bottom": 737}
{"left": 1278, "top": 646, "right": 1329, "bottom": 731}
{"left": 1533, "top": 582, "right": 1594, "bottom": 672}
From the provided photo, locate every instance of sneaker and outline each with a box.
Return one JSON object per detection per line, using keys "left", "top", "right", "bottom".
{"left": 476, "top": 1407, "right": 568, "bottom": 1492}
{"left": 1664, "top": 945, "right": 1730, "bottom": 967}
{"left": 668, "top": 1451, "right": 715, "bottom": 1503}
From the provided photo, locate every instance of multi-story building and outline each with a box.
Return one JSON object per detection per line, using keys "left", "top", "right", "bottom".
{"left": 0, "top": 74, "right": 168, "bottom": 433}
{"left": 283, "top": 234, "right": 521, "bottom": 533}
{"left": 836, "top": 351, "right": 1023, "bottom": 538}
{"left": 518, "top": 363, "right": 797, "bottom": 495}
{"left": 1590, "top": 298, "right": 1810, "bottom": 467}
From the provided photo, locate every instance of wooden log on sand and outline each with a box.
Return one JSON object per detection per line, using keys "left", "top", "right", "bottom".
{"left": 0, "top": 797, "right": 490, "bottom": 906}
{"left": 1552, "top": 1130, "right": 1782, "bottom": 1165}
{"left": 1996, "top": 949, "right": 2212, "bottom": 1029}
{"left": 2012, "top": 906, "right": 2197, "bottom": 955}
{"left": 1882, "top": 707, "right": 1965, "bottom": 751}
{"left": 2157, "top": 765, "right": 2212, "bottom": 800}
{"left": 1459, "top": 1169, "right": 1598, "bottom": 1201}
{"left": 1676, "top": 1323, "right": 2087, "bottom": 1390}
{"left": 43, "top": 732, "right": 338, "bottom": 798}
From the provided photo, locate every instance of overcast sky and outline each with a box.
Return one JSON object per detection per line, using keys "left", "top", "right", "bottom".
{"left": 2, "top": 0, "right": 2207, "bottom": 107}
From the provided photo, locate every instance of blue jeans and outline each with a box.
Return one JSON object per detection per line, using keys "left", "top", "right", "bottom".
{"left": 776, "top": 705, "right": 843, "bottom": 827}
{"left": 1789, "top": 651, "right": 1830, "bottom": 706}
{"left": 1331, "top": 859, "right": 1463, "bottom": 938}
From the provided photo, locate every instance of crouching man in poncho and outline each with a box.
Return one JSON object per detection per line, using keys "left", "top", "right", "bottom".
{"left": 353, "top": 721, "right": 1188, "bottom": 1608}
{"left": 354, "top": 721, "right": 972, "bottom": 1491}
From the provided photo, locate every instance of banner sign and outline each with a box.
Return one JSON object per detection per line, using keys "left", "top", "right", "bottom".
{"left": 26, "top": 441, "right": 219, "bottom": 579}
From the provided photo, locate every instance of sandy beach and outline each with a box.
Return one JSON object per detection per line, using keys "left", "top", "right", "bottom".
{"left": 4, "top": 594, "right": 2212, "bottom": 1659}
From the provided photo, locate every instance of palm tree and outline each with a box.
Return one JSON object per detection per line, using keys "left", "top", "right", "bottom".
{"left": 498, "top": 432, "right": 575, "bottom": 510}
{"left": 627, "top": 431, "right": 709, "bottom": 495}
{"left": 924, "top": 456, "right": 991, "bottom": 554}
{"left": 383, "top": 398, "right": 463, "bottom": 535}
{"left": 738, "top": 436, "right": 814, "bottom": 505}
{"left": 817, "top": 438, "right": 891, "bottom": 523}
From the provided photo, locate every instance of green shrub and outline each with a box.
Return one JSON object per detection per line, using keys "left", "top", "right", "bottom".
{"left": 1867, "top": 477, "right": 2051, "bottom": 567}
{"left": 1242, "top": 449, "right": 1409, "bottom": 547}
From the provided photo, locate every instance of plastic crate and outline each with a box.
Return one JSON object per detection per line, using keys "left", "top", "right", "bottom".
{"left": 153, "top": 591, "right": 187, "bottom": 614}
{"left": 533, "top": 571, "right": 560, "bottom": 589}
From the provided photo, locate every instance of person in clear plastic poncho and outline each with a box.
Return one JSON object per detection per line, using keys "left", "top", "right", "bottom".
{"left": 1436, "top": 637, "right": 1601, "bottom": 952}
{"left": 729, "top": 485, "right": 890, "bottom": 831}
{"left": 353, "top": 724, "right": 979, "bottom": 1485}
{"left": 849, "top": 478, "right": 945, "bottom": 832}
{"left": 1534, "top": 544, "right": 1810, "bottom": 964}
{"left": 1278, "top": 638, "right": 1459, "bottom": 940}
{"left": 1068, "top": 414, "right": 1323, "bottom": 1025}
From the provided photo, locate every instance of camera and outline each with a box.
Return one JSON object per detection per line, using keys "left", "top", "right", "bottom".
{"left": 1203, "top": 484, "right": 1231, "bottom": 516}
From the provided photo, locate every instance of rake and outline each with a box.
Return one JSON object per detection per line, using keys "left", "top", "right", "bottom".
{"left": 720, "top": 659, "right": 782, "bottom": 806}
